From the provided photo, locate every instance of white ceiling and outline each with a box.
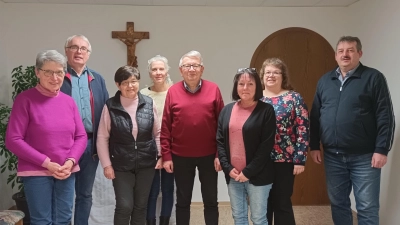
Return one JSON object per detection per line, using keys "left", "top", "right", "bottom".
{"left": 0, "top": 0, "right": 360, "bottom": 7}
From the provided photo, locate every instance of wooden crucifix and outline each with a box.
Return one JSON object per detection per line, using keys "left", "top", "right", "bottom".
{"left": 112, "top": 22, "right": 150, "bottom": 67}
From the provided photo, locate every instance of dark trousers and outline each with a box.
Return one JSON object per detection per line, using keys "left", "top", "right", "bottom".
{"left": 172, "top": 154, "right": 219, "bottom": 225}
{"left": 147, "top": 168, "right": 175, "bottom": 219}
{"left": 267, "top": 162, "right": 296, "bottom": 225}
{"left": 112, "top": 167, "right": 155, "bottom": 225}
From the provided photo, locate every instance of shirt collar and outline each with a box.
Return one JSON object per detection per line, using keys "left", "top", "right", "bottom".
{"left": 67, "top": 64, "right": 88, "bottom": 77}
{"left": 336, "top": 63, "right": 360, "bottom": 78}
{"left": 183, "top": 79, "right": 202, "bottom": 93}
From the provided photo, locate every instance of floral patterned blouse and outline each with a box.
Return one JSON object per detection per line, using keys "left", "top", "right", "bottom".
{"left": 261, "top": 91, "right": 310, "bottom": 165}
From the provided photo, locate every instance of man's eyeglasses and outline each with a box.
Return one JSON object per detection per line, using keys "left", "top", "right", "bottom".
{"left": 181, "top": 64, "right": 202, "bottom": 70}
{"left": 237, "top": 68, "right": 257, "bottom": 73}
{"left": 264, "top": 71, "right": 282, "bottom": 77}
{"left": 120, "top": 80, "right": 138, "bottom": 87}
{"left": 39, "top": 69, "right": 65, "bottom": 78}
{"left": 66, "top": 45, "right": 90, "bottom": 53}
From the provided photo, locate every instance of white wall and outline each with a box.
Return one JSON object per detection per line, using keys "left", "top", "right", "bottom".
{"left": 0, "top": 0, "right": 17, "bottom": 210}
{"left": 348, "top": 1, "right": 400, "bottom": 224}
{"left": 0, "top": 3, "right": 349, "bottom": 206}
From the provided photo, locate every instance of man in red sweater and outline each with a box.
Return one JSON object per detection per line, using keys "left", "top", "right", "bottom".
{"left": 161, "top": 50, "right": 224, "bottom": 225}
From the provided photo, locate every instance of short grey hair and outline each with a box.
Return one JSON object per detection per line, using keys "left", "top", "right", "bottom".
{"left": 178, "top": 50, "right": 203, "bottom": 67}
{"left": 148, "top": 55, "right": 173, "bottom": 85}
{"left": 36, "top": 50, "right": 67, "bottom": 70}
{"left": 147, "top": 55, "right": 171, "bottom": 73}
{"left": 65, "top": 34, "right": 92, "bottom": 53}
{"left": 336, "top": 36, "right": 362, "bottom": 52}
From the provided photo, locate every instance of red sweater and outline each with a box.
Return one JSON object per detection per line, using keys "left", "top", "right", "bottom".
{"left": 161, "top": 80, "right": 224, "bottom": 161}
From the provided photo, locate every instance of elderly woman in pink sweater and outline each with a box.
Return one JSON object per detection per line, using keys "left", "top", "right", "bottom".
{"left": 5, "top": 50, "right": 87, "bottom": 225}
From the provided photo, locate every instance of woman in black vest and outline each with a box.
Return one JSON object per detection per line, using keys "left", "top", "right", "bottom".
{"left": 97, "top": 66, "right": 161, "bottom": 225}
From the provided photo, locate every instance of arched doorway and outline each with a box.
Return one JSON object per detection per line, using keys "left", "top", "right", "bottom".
{"left": 250, "top": 27, "right": 337, "bottom": 205}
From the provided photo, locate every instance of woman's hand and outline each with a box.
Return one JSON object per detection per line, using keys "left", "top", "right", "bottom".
{"left": 104, "top": 166, "right": 115, "bottom": 179}
{"left": 235, "top": 172, "right": 249, "bottom": 183}
{"left": 229, "top": 168, "right": 240, "bottom": 179}
{"left": 155, "top": 158, "right": 163, "bottom": 169}
{"left": 293, "top": 165, "right": 305, "bottom": 175}
{"left": 48, "top": 162, "right": 71, "bottom": 180}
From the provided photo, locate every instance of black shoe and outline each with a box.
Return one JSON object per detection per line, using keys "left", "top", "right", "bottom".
{"left": 147, "top": 219, "right": 156, "bottom": 225}
{"left": 159, "top": 216, "right": 170, "bottom": 225}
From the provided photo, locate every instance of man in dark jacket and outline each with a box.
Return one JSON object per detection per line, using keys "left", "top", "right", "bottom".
{"left": 310, "top": 36, "right": 395, "bottom": 225}
{"left": 61, "top": 34, "right": 109, "bottom": 225}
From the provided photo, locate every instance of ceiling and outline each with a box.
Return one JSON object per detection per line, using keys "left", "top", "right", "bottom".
{"left": 0, "top": 0, "right": 360, "bottom": 7}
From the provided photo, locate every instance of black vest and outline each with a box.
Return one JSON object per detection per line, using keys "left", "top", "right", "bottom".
{"left": 106, "top": 91, "right": 157, "bottom": 171}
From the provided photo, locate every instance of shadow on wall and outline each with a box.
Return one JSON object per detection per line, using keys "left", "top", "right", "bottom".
{"left": 380, "top": 123, "right": 400, "bottom": 225}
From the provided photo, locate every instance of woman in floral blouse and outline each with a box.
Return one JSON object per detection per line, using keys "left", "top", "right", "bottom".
{"left": 260, "top": 58, "right": 310, "bottom": 225}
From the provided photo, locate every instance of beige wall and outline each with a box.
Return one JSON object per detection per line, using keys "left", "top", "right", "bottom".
{"left": 348, "top": 1, "right": 400, "bottom": 224}
{"left": 1, "top": 1, "right": 399, "bottom": 224}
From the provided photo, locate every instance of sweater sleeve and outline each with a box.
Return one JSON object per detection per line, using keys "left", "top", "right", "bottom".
{"left": 309, "top": 80, "right": 322, "bottom": 151}
{"left": 66, "top": 100, "right": 87, "bottom": 162}
{"left": 5, "top": 93, "right": 50, "bottom": 168}
{"left": 96, "top": 105, "right": 112, "bottom": 168}
{"left": 217, "top": 107, "right": 234, "bottom": 176}
{"left": 292, "top": 93, "right": 310, "bottom": 165}
{"left": 161, "top": 91, "right": 172, "bottom": 161}
{"left": 214, "top": 87, "right": 225, "bottom": 158}
{"left": 152, "top": 101, "right": 161, "bottom": 156}
{"left": 372, "top": 73, "right": 395, "bottom": 155}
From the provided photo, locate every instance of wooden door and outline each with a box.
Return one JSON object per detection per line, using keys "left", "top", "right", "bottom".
{"left": 250, "top": 27, "right": 337, "bottom": 205}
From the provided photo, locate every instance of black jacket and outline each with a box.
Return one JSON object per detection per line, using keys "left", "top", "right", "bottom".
{"left": 106, "top": 91, "right": 157, "bottom": 171}
{"left": 217, "top": 101, "right": 276, "bottom": 185}
{"left": 310, "top": 63, "right": 395, "bottom": 155}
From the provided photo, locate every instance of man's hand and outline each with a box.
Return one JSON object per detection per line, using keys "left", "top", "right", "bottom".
{"left": 310, "top": 150, "right": 322, "bottom": 164}
{"left": 104, "top": 166, "right": 115, "bottom": 179}
{"left": 371, "top": 153, "right": 387, "bottom": 168}
{"left": 293, "top": 165, "right": 305, "bottom": 175}
{"left": 163, "top": 160, "right": 174, "bottom": 173}
{"left": 214, "top": 158, "right": 222, "bottom": 172}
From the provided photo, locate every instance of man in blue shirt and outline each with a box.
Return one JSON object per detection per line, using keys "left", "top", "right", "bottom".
{"left": 61, "top": 34, "right": 109, "bottom": 225}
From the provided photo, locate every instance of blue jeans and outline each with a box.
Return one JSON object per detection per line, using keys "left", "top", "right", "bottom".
{"left": 324, "top": 151, "right": 381, "bottom": 225}
{"left": 22, "top": 175, "right": 75, "bottom": 225}
{"left": 147, "top": 169, "right": 175, "bottom": 219}
{"left": 74, "top": 138, "right": 99, "bottom": 225}
{"left": 228, "top": 178, "right": 272, "bottom": 225}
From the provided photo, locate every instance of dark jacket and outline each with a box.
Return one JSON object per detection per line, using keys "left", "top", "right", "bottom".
{"left": 106, "top": 91, "right": 157, "bottom": 171}
{"left": 310, "top": 63, "right": 395, "bottom": 155}
{"left": 217, "top": 101, "right": 276, "bottom": 185}
{"left": 60, "top": 66, "right": 109, "bottom": 156}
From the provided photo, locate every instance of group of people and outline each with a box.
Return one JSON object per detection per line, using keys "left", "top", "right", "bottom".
{"left": 4, "top": 34, "right": 394, "bottom": 225}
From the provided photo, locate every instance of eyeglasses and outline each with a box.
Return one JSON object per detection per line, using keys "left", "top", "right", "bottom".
{"left": 66, "top": 45, "right": 90, "bottom": 53}
{"left": 120, "top": 80, "right": 138, "bottom": 87}
{"left": 39, "top": 69, "right": 65, "bottom": 78}
{"left": 264, "top": 71, "right": 282, "bottom": 77}
{"left": 237, "top": 68, "right": 257, "bottom": 73}
{"left": 181, "top": 64, "right": 202, "bottom": 70}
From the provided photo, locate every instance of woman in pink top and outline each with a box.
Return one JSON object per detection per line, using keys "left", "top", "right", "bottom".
{"left": 217, "top": 68, "right": 276, "bottom": 225}
{"left": 5, "top": 50, "right": 87, "bottom": 225}
{"left": 97, "top": 66, "right": 161, "bottom": 225}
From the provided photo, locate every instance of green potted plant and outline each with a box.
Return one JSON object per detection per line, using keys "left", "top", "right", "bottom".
{"left": 0, "top": 65, "right": 38, "bottom": 224}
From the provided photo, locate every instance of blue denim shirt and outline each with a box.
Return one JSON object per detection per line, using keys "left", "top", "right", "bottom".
{"left": 69, "top": 67, "right": 93, "bottom": 133}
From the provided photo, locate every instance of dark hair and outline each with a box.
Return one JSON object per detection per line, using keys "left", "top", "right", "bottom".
{"left": 336, "top": 36, "right": 362, "bottom": 52}
{"left": 259, "top": 58, "right": 294, "bottom": 91}
{"left": 231, "top": 68, "right": 263, "bottom": 101}
{"left": 114, "top": 66, "right": 140, "bottom": 85}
